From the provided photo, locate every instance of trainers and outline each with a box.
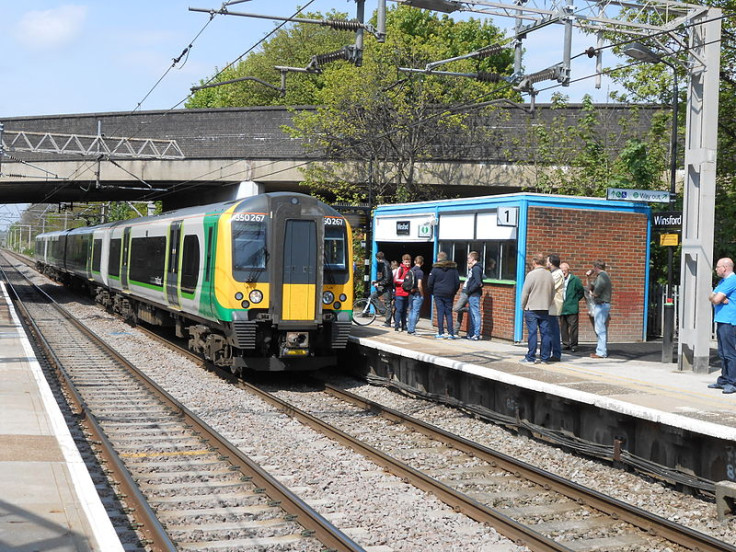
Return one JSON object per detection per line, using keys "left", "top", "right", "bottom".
{"left": 407, "top": 331, "right": 416, "bottom": 336}
{"left": 434, "top": 333, "right": 444, "bottom": 339}
{"left": 447, "top": 334, "right": 458, "bottom": 340}
{"left": 723, "top": 384, "right": 736, "bottom": 395}
{"left": 382, "top": 322, "right": 391, "bottom": 327}
{"left": 395, "top": 327, "right": 403, "bottom": 332}
{"left": 468, "top": 335, "right": 480, "bottom": 341}
{"left": 519, "top": 357, "right": 537, "bottom": 364}
{"left": 708, "top": 383, "right": 724, "bottom": 389}
{"left": 549, "top": 357, "right": 561, "bottom": 363}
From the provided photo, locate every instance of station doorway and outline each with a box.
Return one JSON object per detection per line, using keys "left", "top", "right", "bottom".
{"left": 375, "top": 240, "right": 436, "bottom": 320}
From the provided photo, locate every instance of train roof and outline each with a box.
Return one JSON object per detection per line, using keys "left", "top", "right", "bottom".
{"left": 34, "top": 193, "right": 344, "bottom": 240}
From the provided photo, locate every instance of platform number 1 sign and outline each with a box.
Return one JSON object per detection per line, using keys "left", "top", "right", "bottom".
{"left": 498, "top": 207, "right": 518, "bottom": 227}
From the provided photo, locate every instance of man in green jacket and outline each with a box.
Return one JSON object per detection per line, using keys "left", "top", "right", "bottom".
{"left": 560, "top": 262, "right": 585, "bottom": 353}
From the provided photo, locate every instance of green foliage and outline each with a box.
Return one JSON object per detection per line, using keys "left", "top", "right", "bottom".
{"left": 187, "top": 10, "right": 356, "bottom": 108}
{"left": 189, "top": 6, "right": 514, "bottom": 205}
{"left": 523, "top": 94, "right": 666, "bottom": 197}
{"left": 289, "top": 6, "right": 515, "bottom": 204}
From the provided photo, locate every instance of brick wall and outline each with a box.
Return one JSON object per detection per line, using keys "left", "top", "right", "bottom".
{"left": 524, "top": 206, "right": 648, "bottom": 343}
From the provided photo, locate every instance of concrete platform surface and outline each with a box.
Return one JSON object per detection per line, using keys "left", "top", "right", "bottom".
{"left": 0, "top": 282, "right": 124, "bottom": 552}
{"left": 349, "top": 319, "right": 736, "bottom": 442}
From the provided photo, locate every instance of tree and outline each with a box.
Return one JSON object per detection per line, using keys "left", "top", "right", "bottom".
{"left": 187, "top": 10, "right": 357, "bottom": 108}
{"left": 288, "top": 7, "right": 515, "bottom": 204}
{"left": 517, "top": 94, "right": 667, "bottom": 197}
{"left": 605, "top": 0, "right": 736, "bottom": 259}
{"left": 189, "top": 6, "right": 515, "bottom": 205}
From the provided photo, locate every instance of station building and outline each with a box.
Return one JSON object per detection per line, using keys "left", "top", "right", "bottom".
{"left": 371, "top": 193, "right": 652, "bottom": 343}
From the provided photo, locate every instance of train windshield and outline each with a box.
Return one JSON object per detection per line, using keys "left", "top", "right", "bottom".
{"left": 324, "top": 223, "right": 348, "bottom": 284}
{"left": 232, "top": 220, "right": 267, "bottom": 281}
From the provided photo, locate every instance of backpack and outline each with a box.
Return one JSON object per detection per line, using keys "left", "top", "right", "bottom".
{"left": 401, "top": 267, "right": 416, "bottom": 292}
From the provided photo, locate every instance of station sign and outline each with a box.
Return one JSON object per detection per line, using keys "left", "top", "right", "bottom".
{"left": 396, "top": 221, "right": 410, "bottom": 236}
{"left": 607, "top": 188, "right": 671, "bottom": 203}
{"left": 497, "top": 206, "right": 519, "bottom": 227}
{"left": 660, "top": 233, "right": 679, "bottom": 247}
{"left": 418, "top": 223, "right": 433, "bottom": 238}
{"left": 653, "top": 211, "right": 682, "bottom": 228}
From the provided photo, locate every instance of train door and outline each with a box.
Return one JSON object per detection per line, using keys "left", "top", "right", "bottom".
{"left": 281, "top": 219, "right": 317, "bottom": 321}
{"left": 166, "top": 221, "right": 182, "bottom": 309}
{"left": 121, "top": 227, "right": 131, "bottom": 291}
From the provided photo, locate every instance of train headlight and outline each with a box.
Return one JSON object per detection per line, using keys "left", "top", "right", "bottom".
{"left": 339, "top": 294, "right": 347, "bottom": 302}
{"left": 241, "top": 300, "right": 250, "bottom": 309}
{"left": 235, "top": 292, "right": 244, "bottom": 301}
{"left": 333, "top": 302, "right": 341, "bottom": 310}
{"left": 249, "top": 290, "right": 263, "bottom": 304}
{"left": 322, "top": 291, "right": 334, "bottom": 304}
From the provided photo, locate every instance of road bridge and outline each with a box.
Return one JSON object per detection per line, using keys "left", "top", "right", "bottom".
{"left": 0, "top": 105, "right": 655, "bottom": 210}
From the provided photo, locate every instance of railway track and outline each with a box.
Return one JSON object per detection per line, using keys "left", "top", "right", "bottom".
{"left": 248, "top": 380, "right": 736, "bottom": 552}
{"left": 0, "top": 253, "right": 362, "bottom": 552}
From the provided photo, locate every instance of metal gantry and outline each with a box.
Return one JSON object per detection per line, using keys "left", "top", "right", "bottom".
{"left": 2, "top": 130, "right": 185, "bottom": 160}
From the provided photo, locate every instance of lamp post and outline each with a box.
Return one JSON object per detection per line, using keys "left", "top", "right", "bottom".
{"left": 623, "top": 42, "right": 678, "bottom": 363}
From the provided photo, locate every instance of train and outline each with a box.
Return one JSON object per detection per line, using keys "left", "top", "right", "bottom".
{"left": 34, "top": 192, "right": 354, "bottom": 373}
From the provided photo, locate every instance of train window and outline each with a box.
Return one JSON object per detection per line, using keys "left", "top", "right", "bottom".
{"left": 232, "top": 221, "right": 266, "bottom": 281}
{"left": 92, "top": 239, "right": 102, "bottom": 272}
{"left": 324, "top": 226, "right": 346, "bottom": 270}
{"left": 180, "top": 235, "right": 200, "bottom": 294}
{"left": 129, "top": 236, "right": 166, "bottom": 287}
{"left": 109, "top": 239, "right": 121, "bottom": 277}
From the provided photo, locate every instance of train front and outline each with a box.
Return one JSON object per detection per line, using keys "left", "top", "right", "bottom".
{"left": 214, "top": 193, "right": 353, "bottom": 372}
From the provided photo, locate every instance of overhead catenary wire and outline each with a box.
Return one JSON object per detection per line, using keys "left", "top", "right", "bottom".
{"left": 24, "top": 2, "right": 736, "bottom": 206}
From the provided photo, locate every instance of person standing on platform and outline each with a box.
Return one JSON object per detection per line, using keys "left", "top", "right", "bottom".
{"left": 465, "top": 251, "right": 484, "bottom": 341}
{"left": 586, "top": 260, "right": 612, "bottom": 359}
{"left": 547, "top": 254, "right": 564, "bottom": 361}
{"left": 393, "top": 254, "right": 412, "bottom": 332}
{"left": 427, "top": 251, "right": 460, "bottom": 339}
{"left": 708, "top": 258, "right": 736, "bottom": 394}
{"left": 520, "top": 253, "right": 554, "bottom": 364}
{"left": 560, "top": 262, "right": 585, "bottom": 353}
{"left": 369, "top": 251, "right": 394, "bottom": 327}
{"left": 406, "top": 255, "right": 425, "bottom": 335}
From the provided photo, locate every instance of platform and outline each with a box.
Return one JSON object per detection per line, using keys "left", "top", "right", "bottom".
{"left": 347, "top": 318, "right": 735, "bottom": 486}
{"left": 0, "top": 282, "right": 124, "bottom": 552}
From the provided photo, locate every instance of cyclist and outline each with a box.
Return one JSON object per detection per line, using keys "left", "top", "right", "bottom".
{"left": 369, "top": 251, "right": 394, "bottom": 327}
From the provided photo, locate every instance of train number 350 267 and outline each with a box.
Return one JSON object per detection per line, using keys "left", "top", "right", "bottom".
{"left": 324, "top": 217, "right": 345, "bottom": 226}
{"left": 232, "top": 213, "right": 266, "bottom": 222}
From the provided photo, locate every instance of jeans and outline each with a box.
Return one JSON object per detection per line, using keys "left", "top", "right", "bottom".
{"left": 547, "top": 315, "right": 562, "bottom": 359}
{"left": 524, "top": 310, "right": 551, "bottom": 362}
{"left": 453, "top": 290, "right": 469, "bottom": 333}
{"left": 593, "top": 302, "right": 611, "bottom": 357}
{"left": 716, "top": 322, "right": 736, "bottom": 386}
{"left": 407, "top": 293, "right": 424, "bottom": 333}
{"left": 394, "top": 295, "right": 408, "bottom": 330}
{"left": 435, "top": 296, "right": 454, "bottom": 335}
{"left": 467, "top": 295, "right": 481, "bottom": 338}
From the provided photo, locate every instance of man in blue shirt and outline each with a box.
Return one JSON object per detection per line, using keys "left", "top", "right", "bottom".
{"left": 709, "top": 258, "right": 736, "bottom": 394}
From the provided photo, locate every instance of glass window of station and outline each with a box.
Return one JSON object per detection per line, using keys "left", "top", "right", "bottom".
{"left": 437, "top": 210, "right": 517, "bottom": 281}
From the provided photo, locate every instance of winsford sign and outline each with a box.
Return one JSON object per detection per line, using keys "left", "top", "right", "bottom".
{"left": 653, "top": 211, "right": 683, "bottom": 228}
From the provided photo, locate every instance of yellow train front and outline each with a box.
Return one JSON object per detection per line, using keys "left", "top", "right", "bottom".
{"left": 195, "top": 192, "right": 354, "bottom": 372}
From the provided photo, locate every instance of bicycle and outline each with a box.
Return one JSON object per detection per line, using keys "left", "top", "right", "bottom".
{"left": 352, "top": 293, "right": 392, "bottom": 326}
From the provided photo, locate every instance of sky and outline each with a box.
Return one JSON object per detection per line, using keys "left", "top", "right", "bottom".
{"left": 0, "top": 1, "right": 619, "bottom": 229}
{"left": 0, "top": 1, "right": 619, "bottom": 119}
